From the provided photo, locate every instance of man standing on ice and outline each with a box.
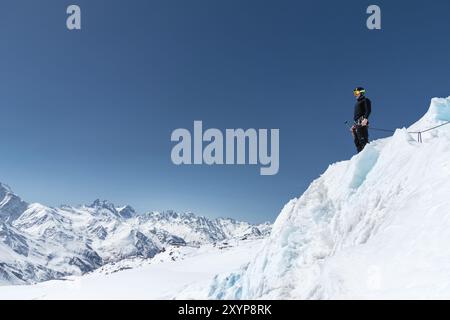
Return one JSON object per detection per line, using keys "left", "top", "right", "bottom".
{"left": 351, "top": 87, "right": 372, "bottom": 153}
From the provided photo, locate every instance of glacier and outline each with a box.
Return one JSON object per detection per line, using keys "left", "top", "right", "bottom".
{"left": 206, "top": 96, "right": 450, "bottom": 299}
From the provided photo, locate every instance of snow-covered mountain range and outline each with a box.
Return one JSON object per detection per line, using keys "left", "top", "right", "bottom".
{"left": 0, "top": 184, "right": 270, "bottom": 286}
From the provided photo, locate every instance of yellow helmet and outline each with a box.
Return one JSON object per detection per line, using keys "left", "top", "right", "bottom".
{"left": 353, "top": 87, "right": 366, "bottom": 96}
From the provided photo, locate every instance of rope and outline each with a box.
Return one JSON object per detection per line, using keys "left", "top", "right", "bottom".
{"left": 344, "top": 120, "right": 450, "bottom": 143}
{"left": 411, "top": 121, "right": 450, "bottom": 134}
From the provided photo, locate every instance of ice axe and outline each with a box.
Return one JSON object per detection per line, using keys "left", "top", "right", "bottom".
{"left": 344, "top": 121, "right": 356, "bottom": 138}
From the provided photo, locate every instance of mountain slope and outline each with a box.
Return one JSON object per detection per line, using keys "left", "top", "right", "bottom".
{"left": 207, "top": 96, "right": 450, "bottom": 299}
{"left": 0, "top": 184, "right": 28, "bottom": 223}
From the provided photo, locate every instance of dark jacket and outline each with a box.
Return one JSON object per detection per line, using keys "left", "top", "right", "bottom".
{"left": 354, "top": 96, "right": 372, "bottom": 122}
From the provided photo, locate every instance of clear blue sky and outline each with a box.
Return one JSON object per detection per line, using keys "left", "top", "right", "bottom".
{"left": 0, "top": 0, "right": 449, "bottom": 223}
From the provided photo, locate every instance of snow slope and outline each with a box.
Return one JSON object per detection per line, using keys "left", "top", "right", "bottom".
{"left": 206, "top": 97, "right": 450, "bottom": 299}
{"left": 0, "top": 239, "right": 263, "bottom": 300}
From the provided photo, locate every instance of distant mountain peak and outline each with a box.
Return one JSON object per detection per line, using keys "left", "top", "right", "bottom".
{"left": 88, "top": 199, "right": 117, "bottom": 213}
{"left": 0, "top": 183, "right": 28, "bottom": 223}
{"left": 117, "top": 205, "right": 136, "bottom": 219}
{"left": 0, "top": 183, "right": 13, "bottom": 194}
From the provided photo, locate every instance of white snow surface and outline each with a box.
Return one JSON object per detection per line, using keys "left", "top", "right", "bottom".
{"left": 0, "top": 239, "right": 263, "bottom": 300}
{"left": 205, "top": 97, "right": 450, "bottom": 300}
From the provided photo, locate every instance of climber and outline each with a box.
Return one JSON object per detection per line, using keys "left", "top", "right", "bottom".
{"left": 351, "top": 87, "right": 372, "bottom": 153}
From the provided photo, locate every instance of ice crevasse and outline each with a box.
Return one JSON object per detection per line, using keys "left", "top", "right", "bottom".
{"left": 207, "top": 97, "right": 450, "bottom": 299}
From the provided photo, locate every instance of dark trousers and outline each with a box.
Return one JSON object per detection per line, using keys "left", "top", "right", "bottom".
{"left": 352, "top": 125, "right": 369, "bottom": 153}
